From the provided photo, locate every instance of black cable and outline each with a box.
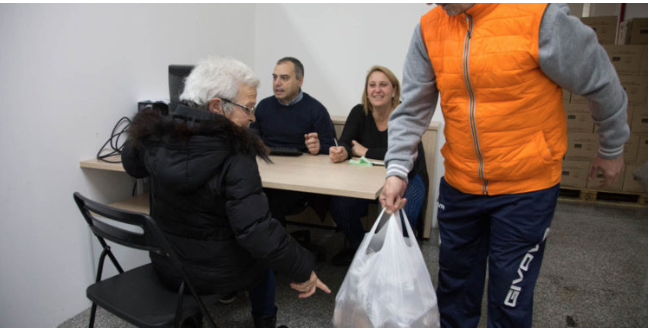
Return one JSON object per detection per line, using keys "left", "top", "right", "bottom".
{"left": 96, "top": 117, "right": 131, "bottom": 163}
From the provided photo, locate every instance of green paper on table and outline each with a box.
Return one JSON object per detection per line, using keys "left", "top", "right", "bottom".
{"left": 348, "top": 156, "right": 373, "bottom": 167}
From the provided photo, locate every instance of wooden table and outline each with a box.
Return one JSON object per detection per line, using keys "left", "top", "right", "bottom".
{"left": 258, "top": 155, "right": 385, "bottom": 200}
{"left": 81, "top": 119, "right": 440, "bottom": 238}
{"left": 79, "top": 155, "right": 126, "bottom": 172}
{"left": 81, "top": 154, "right": 386, "bottom": 199}
{"left": 80, "top": 154, "right": 386, "bottom": 215}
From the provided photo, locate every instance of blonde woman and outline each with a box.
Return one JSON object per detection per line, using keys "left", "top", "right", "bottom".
{"left": 328, "top": 65, "right": 428, "bottom": 266}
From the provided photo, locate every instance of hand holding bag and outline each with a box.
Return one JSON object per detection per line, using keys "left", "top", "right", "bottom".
{"left": 333, "top": 209, "right": 440, "bottom": 328}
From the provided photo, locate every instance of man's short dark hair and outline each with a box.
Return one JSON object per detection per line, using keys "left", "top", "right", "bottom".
{"left": 277, "top": 57, "right": 304, "bottom": 79}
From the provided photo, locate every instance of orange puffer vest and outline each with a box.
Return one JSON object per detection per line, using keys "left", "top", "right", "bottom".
{"left": 421, "top": 3, "right": 566, "bottom": 195}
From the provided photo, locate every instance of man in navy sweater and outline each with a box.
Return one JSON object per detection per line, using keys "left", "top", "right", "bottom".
{"left": 251, "top": 57, "right": 335, "bottom": 154}
{"left": 251, "top": 57, "right": 336, "bottom": 224}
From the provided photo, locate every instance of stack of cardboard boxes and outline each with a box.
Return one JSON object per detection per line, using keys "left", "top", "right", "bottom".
{"left": 562, "top": 16, "right": 647, "bottom": 194}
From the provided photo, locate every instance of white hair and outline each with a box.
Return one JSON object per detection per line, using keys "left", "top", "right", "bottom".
{"left": 180, "top": 55, "right": 259, "bottom": 114}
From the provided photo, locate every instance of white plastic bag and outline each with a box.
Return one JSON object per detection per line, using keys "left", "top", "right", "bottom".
{"left": 333, "top": 209, "right": 440, "bottom": 328}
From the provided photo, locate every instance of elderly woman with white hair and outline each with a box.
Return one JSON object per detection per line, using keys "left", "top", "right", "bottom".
{"left": 122, "top": 55, "right": 330, "bottom": 327}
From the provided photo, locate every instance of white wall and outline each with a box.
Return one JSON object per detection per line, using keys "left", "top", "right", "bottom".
{"left": 624, "top": 3, "right": 648, "bottom": 20}
{"left": 0, "top": 4, "right": 255, "bottom": 327}
{"left": 254, "top": 4, "right": 433, "bottom": 114}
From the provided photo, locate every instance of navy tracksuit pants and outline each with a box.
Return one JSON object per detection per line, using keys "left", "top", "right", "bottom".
{"left": 437, "top": 177, "right": 559, "bottom": 328}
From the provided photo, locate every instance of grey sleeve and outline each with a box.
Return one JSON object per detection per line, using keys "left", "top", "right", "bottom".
{"left": 538, "top": 3, "right": 629, "bottom": 159}
{"left": 385, "top": 24, "right": 438, "bottom": 182}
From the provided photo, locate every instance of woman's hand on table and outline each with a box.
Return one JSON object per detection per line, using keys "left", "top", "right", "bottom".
{"left": 329, "top": 146, "right": 348, "bottom": 163}
{"left": 351, "top": 140, "right": 368, "bottom": 157}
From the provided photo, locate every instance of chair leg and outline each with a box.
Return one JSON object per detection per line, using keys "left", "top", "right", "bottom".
{"left": 173, "top": 282, "right": 186, "bottom": 327}
{"left": 88, "top": 302, "right": 97, "bottom": 328}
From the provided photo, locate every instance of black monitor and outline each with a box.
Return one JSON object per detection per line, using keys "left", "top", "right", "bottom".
{"left": 168, "top": 65, "right": 194, "bottom": 113}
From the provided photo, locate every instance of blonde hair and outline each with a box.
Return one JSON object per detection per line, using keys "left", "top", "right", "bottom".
{"left": 361, "top": 65, "right": 401, "bottom": 115}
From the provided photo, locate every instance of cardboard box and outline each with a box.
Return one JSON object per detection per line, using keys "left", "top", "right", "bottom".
{"left": 586, "top": 164, "right": 625, "bottom": 191}
{"left": 642, "top": 45, "right": 648, "bottom": 75}
{"left": 618, "top": 75, "right": 648, "bottom": 106}
{"left": 624, "top": 135, "right": 640, "bottom": 165}
{"left": 604, "top": 45, "right": 643, "bottom": 75}
{"left": 561, "top": 160, "right": 590, "bottom": 188}
{"left": 565, "top": 133, "right": 599, "bottom": 161}
{"left": 631, "top": 106, "right": 648, "bottom": 134}
{"left": 565, "top": 103, "right": 591, "bottom": 114}
{"left": 618, "top": 19, "right": 632, "bottom": 45}
{"left": 623, "top": 164, "right": 647, "bottom": 193}
{"left": 630, "top": 18, "right": 648, "bottom": 45}
{"left": 570, "top": 93, "right": 587, "bottom": 104}
{"left": 566, "top": 112, "right": 594, "bottom": 133}
{"left": 637, "top": 135, "right": 648, "bottom": 164}
{"left": 581, "top": 16, "right": 618, "bottom": 45}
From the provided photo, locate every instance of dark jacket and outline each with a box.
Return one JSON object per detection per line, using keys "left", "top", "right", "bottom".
{"left": 121, "top": 105, "right": 316, "bottom": 294}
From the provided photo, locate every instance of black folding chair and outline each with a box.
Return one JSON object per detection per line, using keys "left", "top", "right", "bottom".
{"left": 73, "top": 192, "right": 219, "bottom": 327}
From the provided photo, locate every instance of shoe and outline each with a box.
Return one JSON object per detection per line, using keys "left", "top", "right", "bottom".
{"left": 332, "top": 246, "right": 358, "bottom": 267}
{"left": 218, "top": 291, "right": 237, "bottom": 304}
{"left": 252, "top": 313, "right": 277, "bottom": 328}
{"left": 253, "top": 307, "right": 282, "bottom": 328}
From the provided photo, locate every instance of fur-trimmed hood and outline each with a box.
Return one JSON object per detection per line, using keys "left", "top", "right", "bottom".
{"left": 126, "top": 105, "right": 269, "bottom": 193}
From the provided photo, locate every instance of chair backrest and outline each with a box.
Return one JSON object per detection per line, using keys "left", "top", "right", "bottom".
{"left": 75, "top": 191, "right": 201, "bottom": 283}
{"left": 73, "top": 192, "right": 175, "bottom": 261}
{"left": 74, "top": 192, "right": 217, "bottom": 327}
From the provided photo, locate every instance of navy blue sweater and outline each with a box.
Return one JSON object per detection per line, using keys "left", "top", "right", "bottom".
{"left": 251, "top": 93, "right": 336, "bottom": 154}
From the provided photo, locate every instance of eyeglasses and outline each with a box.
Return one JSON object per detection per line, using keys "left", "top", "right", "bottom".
{"left": 222, "top": 99, "right": 255, "bottom": 115}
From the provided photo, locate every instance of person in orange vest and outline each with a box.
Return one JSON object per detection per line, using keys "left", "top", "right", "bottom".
{"left": 380, "top": 4, "right": 629, "bottom": 327}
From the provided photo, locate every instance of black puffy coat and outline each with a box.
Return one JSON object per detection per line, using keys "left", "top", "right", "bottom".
{"left": 121, "top": 105, "right": 315, "bottom": 294}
